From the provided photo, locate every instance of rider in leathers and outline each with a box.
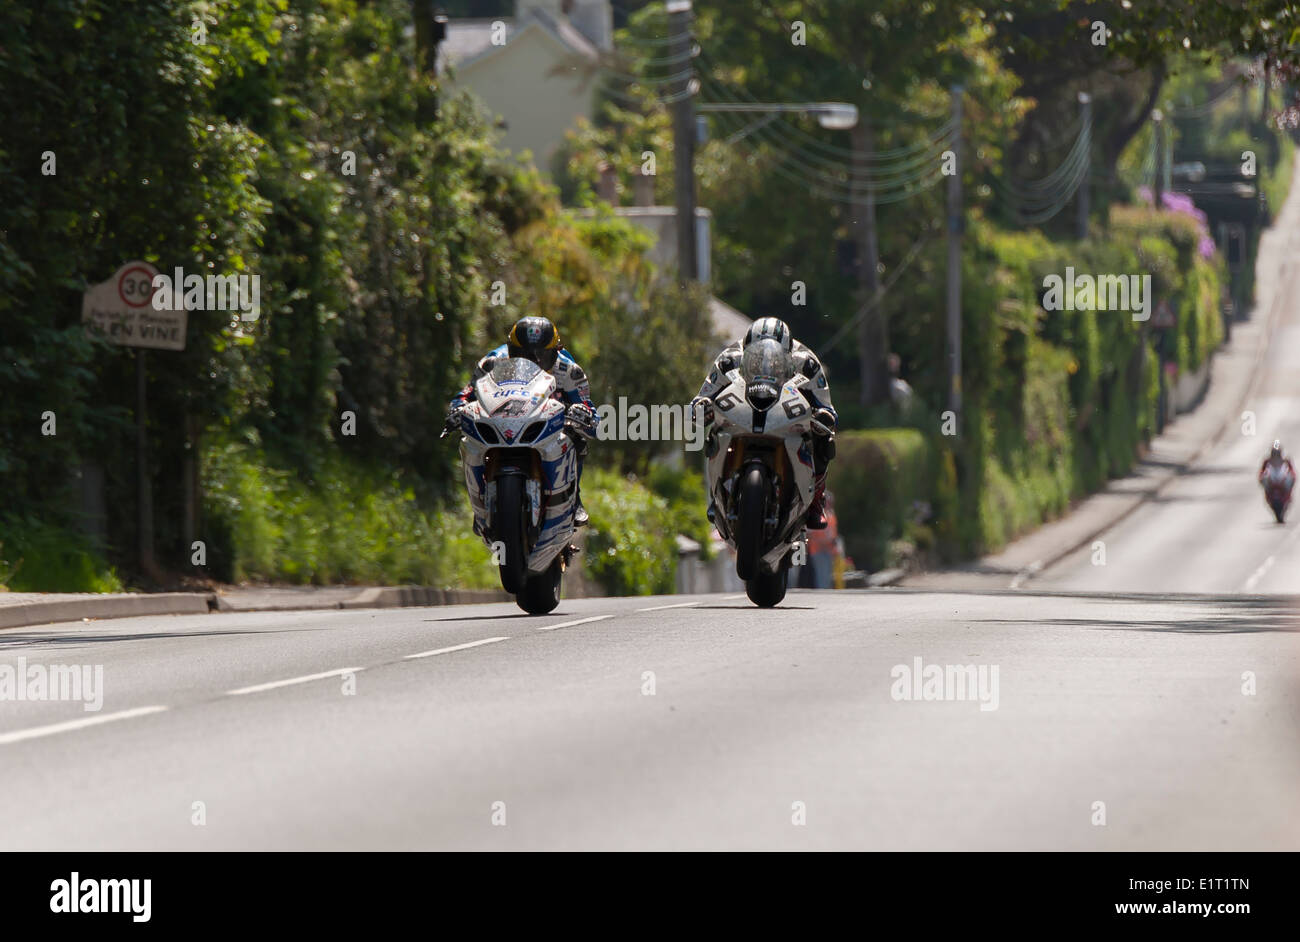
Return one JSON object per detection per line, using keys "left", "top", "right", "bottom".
{"left": 445, "top": 316, "right": 598, "bottom": 526}
{"left": 1258, "top": 440, "right": 1297, "bottom": 492}
{"left": 692, "top": 317, "right": 837, "bottom": 529}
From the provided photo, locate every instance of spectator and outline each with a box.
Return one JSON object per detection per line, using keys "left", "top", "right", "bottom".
{"left": 805, "top": 491, "right": 840, "bottom": 588}
{"left": 888, "top": 353, "right": 914, "bottom": 414}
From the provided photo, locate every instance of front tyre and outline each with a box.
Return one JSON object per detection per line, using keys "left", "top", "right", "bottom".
{"left": 745, "top": 567, "right": 788, "bottom": 608}
{"left": 494, "top": 474, "right": 528, "bottom": 594}
{"left": 517, "top": 557, "right": 562, "bottom": 615}
{"left": 734, "top": 466, "right": 768, "bottom": 582}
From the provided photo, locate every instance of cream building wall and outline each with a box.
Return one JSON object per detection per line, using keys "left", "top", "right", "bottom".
{"left": 456, "top": 25, "right": 598, "bottom": 173}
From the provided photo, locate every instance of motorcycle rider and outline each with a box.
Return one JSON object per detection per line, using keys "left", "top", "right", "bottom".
{"left": 446, "top": 316, "right": 599, "bottom": 526}
{"left": 1258, "top": 440, "right": 1297, "bottom": 488}
{"left": 692, "top": 316, "right": 837, "bottom": 529}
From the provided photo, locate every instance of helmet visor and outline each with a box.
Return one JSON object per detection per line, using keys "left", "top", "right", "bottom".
{"left": 741, "top": 339, "right": 793, "bottom": 409}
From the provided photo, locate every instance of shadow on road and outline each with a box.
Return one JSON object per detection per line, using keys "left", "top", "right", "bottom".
{"left": 0, "top": 627, "right": 300, "bottom": 650}
{"left": 691, "top": 605, "right": 816, "bottom": 611}
{"left": 973, "top": 596, "right": 1300, "bottom": 634}
{"left": 424, "top": 612, "right": 562, "bottom": 622}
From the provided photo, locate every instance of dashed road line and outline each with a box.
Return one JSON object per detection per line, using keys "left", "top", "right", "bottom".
{"left": 0, "top": 706, "right": 169, "bottom": 746}
{"left": 227, "top": 667, "right": 363, "bottom": 697}
{"left": 536, "top": 614, "right": 613, "bottom": 632}
{"left": 405, "top": 637, "right": 510, "bottom": 659}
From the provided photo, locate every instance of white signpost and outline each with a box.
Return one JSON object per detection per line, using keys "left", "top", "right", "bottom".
{"left": 81, "top": 261, "right": 188, "bottom": 350}
{"left": 82, "top": 261, "right": 188, "bottom": 579}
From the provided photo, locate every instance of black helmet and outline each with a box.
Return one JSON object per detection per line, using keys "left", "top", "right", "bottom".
{"left": 1272, "top": 440, "right": 1284, "bottom": 460}
{"left": 743, "top": 316, "right": 793, "bottom": 354}
{"left": 507, "top": 316, "right": 561, "bottom": 371}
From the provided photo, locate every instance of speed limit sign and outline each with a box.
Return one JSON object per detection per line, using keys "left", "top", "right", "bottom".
{"left": 116, "top": 264, "right": 158, "bottom": 309}
{"left": 81, "top": 260, "right": 186, "bottom": 350}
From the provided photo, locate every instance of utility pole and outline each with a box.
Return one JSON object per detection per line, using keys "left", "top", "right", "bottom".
{"left": 1152, "top": 109, "right": 1164, "bottom": 208}
{"left": 945, "top": 86, "right": 963, "bottom": 422}
{"left": 412, "top": 1, "right": 446, "bottom": 123}
{"left": 853, "top": 117, "right": 884, "bottom": 408}
{"left": 1161, "top": 114, "right": 1172, "bottom": 198}
{"left": 668, "top": 0, "right": 697, "bottom": 282}
{"left": 1261, "top": 59, "right": 1270, "bottom": 123}
{"left": 136, "top": 350, "right": 155, "bottom": 580}
{"left": 1076, "top": 92, "right": 1091, "bottom": 241}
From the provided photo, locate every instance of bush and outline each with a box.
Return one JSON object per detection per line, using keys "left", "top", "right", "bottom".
{"left": 641, "top": 462, "right": 714, "bottom": 560}
{"left": 829, "top": 429, "right": 934, "bottom": 572}
{"left": 0, "top": 517, "right": 123, "bottom": 593}
{"left": 583, "top": 468, "right": 677, "bottom": 595}
{"left": 202, "top": 436, "right": 497, "bottom": 589}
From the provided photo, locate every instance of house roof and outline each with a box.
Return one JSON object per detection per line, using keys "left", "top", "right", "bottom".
{"left": 440, "top": 9, "right": 600, "bottom": 75}
{"left": 440, "top": 19, "right": 511, "bottom": 71}
{"left": 708, "top": 295, "right": 752, "bottom": 342}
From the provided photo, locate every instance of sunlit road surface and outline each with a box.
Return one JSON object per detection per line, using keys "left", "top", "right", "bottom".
{"left": 1, "top": 589, "right": 1296, "bottom": 850}
{"left": 1035, "top": 299, "right": 1300, "bottom": 594}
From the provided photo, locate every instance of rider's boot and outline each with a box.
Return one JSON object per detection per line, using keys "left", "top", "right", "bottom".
{"left": 806, "top": 473, "right": 829, "bottom": 530}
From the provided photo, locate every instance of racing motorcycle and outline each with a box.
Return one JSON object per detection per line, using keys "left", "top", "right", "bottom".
{"left": 442, "top": 358, "right": 583, "bottom": 614}
{"left": 1261, "top": 462, "right": 1295, "bottom": 524}
{"left": 703, "top": 338, "right": 817, "bottom": 607}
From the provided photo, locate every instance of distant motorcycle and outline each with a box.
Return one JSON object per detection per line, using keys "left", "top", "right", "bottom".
{"left": 703, "top": 338, "right": 816, "bottom": 607}
{"left": 442, "top": 357, "right": 581, "bottom": 614}
{"left": 1261, "top": 463, "right": 1295, "bottom": 524}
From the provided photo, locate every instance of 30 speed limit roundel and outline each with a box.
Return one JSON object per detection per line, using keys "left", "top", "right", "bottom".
{"left": 117, "top": 264, "right": 158, "bottom": 308}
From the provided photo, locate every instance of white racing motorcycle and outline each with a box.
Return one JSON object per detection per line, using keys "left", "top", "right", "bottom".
{"left": 442, "top": 358, "right": 581, "bottom": 614}
{"left": 704, "top": 338, "right": 817, "bottom": 607}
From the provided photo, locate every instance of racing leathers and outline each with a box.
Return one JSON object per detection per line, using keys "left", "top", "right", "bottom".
{"left": 695, "top": 338, "right": 837, "bottom": 529}
{"left": 449, "top": 343, "right": 599, "bottom": 525}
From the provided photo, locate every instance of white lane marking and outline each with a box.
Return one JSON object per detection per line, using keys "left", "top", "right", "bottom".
{"left": 226, "top": 667, "right": 363, "bottom": 697}
{"left": 1009, "top": 560, "right": 1043, "bottom": 590}
{"left": 0, "top": 706, "right": 168, "bottom": 747}
{"left": 405, "top": 636, "right": 509, "bottom": 659}
{"left": 536, "top": 614, "right": 613, "bottom": 632}
{"left": 637, "top": 601, "right": 700, "bottom": 612}
{"left": 1241, "top": 523, "right": 1300, "bottom": 592}
{"left": 1243, "top": 556, "right": 1276, "bottom": 592}
{"left": 722, "top": 594, "right": 747, "bottom": 600}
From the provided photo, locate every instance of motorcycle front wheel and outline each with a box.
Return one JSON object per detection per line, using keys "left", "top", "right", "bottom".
{"left": 494, "top": 474, "right": 528, "bottom": 594}
{"left": 516, "top": 556, "right": 563, "bottom": 615}
{"left": 745, "top": 566, "right": 789, "bottom": 608}
{"left": 734, "top": 466, "right": 768, "bottom": 582}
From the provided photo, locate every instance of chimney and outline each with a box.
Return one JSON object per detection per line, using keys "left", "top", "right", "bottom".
{"left": 596, "top": 161, "right": 618, "bottom": 204}
{"left": 633, "top": 173, "right": 655, "bottom": 207}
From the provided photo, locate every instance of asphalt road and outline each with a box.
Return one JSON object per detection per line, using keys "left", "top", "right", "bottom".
{"left": 1027, "top": 201, "right": 1300, "bottom": 596}
{"left": 6, "top": 173, "right": 1300, "bottom": 853}
{"left": 1, "top": 588, "right": 1296, "bottom": 850}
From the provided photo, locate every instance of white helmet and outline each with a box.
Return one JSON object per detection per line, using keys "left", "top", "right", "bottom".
{"left": 743, "top": 317, "right": 793, "bottom": 354}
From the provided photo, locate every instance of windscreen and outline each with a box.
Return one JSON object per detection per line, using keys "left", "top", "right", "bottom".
{"left": 490, "top": 357, "right": 543, "bottom": 385}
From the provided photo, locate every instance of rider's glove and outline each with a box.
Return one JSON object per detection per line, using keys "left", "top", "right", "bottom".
{"left": 691, "top": 395, "right": 715, "bottom": 428}
{"left": 565, "top": 403, "right": 597, "bottom": 439}
{"left": 810, "top": 407, "right": 836, "bottom": 437}
{"left": 443, "top": 406, "right": 466, "bottom": 436}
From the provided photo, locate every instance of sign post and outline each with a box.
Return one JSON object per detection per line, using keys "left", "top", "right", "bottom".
{"left": 82, "top": 262, "right": 188, "bottom": 580}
